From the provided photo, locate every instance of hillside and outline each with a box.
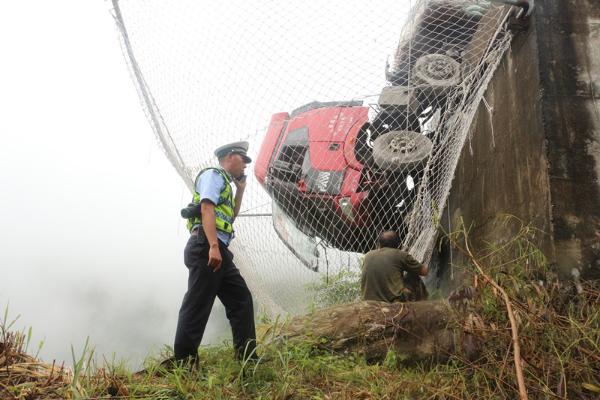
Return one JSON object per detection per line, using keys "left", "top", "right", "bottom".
{"left": 2, "top": 226, "right": 599, "bottom": 399}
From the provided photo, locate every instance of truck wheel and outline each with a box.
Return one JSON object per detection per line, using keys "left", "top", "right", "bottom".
{"left": 372, "top": 130, "right": 432, "bottom": 172}
{"left": 413, "top": 54, "right": 461, "bottom": 87}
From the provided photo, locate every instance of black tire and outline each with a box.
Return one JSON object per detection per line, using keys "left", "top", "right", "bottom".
{"left": 372, "top": 130, "right": 433, "bottom": 172}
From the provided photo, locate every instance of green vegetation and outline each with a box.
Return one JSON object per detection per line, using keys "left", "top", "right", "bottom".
{"left": 308, "top": 267, "right": 362, "bottom": 308}
{"left": 2, "top": 219, "right": 599, "bottom": 399}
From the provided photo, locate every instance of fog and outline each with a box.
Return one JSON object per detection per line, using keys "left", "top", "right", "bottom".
{"left": 0, "top": 1, "right": 230, "bottom": 368}
{"left": 0, "top": 0, "right": 413, "bottom": 369}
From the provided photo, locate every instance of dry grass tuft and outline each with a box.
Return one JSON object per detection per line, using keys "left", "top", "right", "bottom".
{"left": 0, "top": 331, "right": 71, "bottom": 400}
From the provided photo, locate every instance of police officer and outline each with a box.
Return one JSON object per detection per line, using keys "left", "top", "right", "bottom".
{"left": 174, "top": 141, "right": 256, "bottom": 365}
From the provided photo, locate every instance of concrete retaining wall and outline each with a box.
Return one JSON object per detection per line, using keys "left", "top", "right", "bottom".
{"left": 536, "top": 0, "right": 600, "bottom": 279}
{"left": 432, "top": 0, "right": 600, "bottom": 292}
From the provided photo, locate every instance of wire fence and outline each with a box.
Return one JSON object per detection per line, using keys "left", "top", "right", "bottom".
{"left": 112, "top": 0, "right": 516, "bottom": 313}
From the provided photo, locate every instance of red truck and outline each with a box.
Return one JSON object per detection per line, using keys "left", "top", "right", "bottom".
{"left": 255, "top": 0, "right": 532, "bottom": 254}
{"left": 254, "top": 100, "right": 432, "bottom": 253}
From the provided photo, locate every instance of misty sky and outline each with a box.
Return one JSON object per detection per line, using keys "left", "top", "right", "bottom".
{"left": 0, "top": 1, "right": 234, "bottom": 368}
{"left": 112, "top": 0, "right": 410, "bottom": 317}
{"left": 0, "top": 0, "right": 412, "bottom": 369}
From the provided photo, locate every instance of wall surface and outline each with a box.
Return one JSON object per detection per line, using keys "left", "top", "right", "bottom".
{"left": 431, "top": 16, "right": 553, "bottom": 292}
{"left": 431, "top": 0, "right": 600, "bottom": 292}
{"left": 535, "top": 0, "right": 600, "bottom": 279}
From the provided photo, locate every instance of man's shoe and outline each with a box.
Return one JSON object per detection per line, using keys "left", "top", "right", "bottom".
{"left": 134, "top": 357, "right": 193, "bottom": 377}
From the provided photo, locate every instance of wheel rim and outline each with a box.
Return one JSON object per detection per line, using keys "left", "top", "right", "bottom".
{"left": 425, "top": 58, "right": 454, "bottom": 80}
{"left": 372, "top": 130, "right": 433, "bottom": 171}
{"left": 388, "top": 135, "right": 417, "bottom": 156}
{"left": 414, "top": 54, "right": 460, "bottom": 85}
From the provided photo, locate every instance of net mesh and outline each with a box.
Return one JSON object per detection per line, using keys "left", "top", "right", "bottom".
{"left": 111, "top": 0, "right": 515, "bottom": 314}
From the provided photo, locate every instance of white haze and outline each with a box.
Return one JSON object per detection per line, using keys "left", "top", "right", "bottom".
{"left": 1, "top": 0, "right": 413, "bottom": 369}
{"left": 0, "top": 1, "right": 231, "bottom": 368}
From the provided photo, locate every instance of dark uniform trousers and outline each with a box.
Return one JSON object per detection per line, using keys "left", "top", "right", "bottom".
{"left": 174, "top": 232, "right": 256, "bottom": 362}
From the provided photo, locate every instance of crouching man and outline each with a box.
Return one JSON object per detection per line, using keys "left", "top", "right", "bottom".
{"left": 361, "top": 230, "right": 428, "bottom": 302}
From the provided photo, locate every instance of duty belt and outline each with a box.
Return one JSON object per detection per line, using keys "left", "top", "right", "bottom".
{"left": 191, "top": 225, "right": 234, "bottom": 244}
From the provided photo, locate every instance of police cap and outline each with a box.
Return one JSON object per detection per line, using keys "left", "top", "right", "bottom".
{"left": 214, "top": 141, "right": 252, "bottom": 163}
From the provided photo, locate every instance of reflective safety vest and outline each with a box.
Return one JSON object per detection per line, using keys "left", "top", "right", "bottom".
{"left": 187, "top": 168, "right": 235, "bottom": 234}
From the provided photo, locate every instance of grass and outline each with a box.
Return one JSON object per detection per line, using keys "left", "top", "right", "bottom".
{"left": 1, "top": 218, "right": 599, "bottom": 399}
{"left": 307, "top": 268, "right": 362, "bottom": 308}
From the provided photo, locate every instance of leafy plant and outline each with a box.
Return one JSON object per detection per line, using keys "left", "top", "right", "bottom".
{"left": 307, "top": 268, "right": 362, "bottom": 307}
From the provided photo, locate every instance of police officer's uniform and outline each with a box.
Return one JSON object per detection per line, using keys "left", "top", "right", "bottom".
{"left": 174, "top": 142, "right": 256, "bottom": 363}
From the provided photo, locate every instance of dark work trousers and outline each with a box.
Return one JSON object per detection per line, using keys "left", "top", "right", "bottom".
{"left": 174, "top": 233, "right": 256, "bottom": 362}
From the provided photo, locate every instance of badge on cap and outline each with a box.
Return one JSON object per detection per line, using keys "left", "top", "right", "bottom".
{"left": 214, "top": 141, "right": 252, "bottom": 163}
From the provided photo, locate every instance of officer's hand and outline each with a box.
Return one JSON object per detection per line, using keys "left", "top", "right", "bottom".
{"left": 234, "top": 174, "right": 247, "bottom": 190}
{"left": 208, "top": 246, "right": 222, "bottom": 272}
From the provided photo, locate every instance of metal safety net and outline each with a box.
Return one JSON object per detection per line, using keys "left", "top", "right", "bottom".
{"left": 111, "top": 0, "right": 521, "bottom": 314}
